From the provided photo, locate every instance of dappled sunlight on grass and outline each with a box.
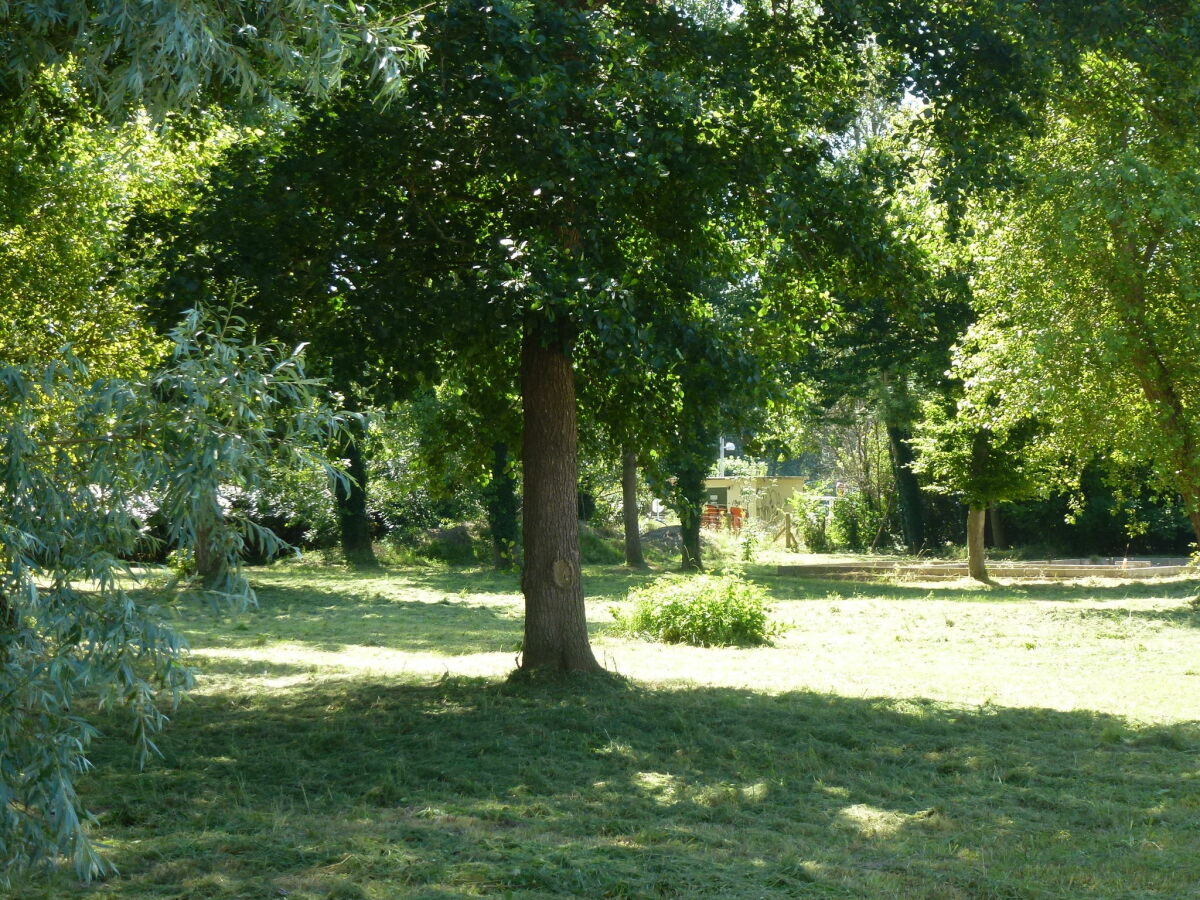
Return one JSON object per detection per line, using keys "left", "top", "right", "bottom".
{"left": 14, "top": 561, "right": 1200, "bottom": 899}
{"left": 56, "top": 676, "right": 1200, "bottom": 899}
{"left": 190, "top": 643, "right": 516, "bottom": 687}
{"left": 168, "top": 563, "right": 1200, "bottom": 720}
{"left": 599, "top": 571, "right": 1200, "bottom": 721}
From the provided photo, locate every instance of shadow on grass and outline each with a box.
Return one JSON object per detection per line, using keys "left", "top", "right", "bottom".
{"left": 188, "top": 657, "right": 323, "bottom": 679}
{"left": 385, "top": 564, "right": 663, "bottom": 602}
{"left": 1068, "top": 603, "right": 1200, "bottom": 628}
{"left": 183, "top": 587, "right": 525, "bottom": 656}
{"left": 59, "top": 675, "right": 1200, "bottom": 900}
{"left": 170, "top": 566, "right": 664, "bottom": 661}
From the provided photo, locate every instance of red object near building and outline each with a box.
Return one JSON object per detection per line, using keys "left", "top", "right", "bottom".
{"left": 730, "top": 506, "right": 744, "bottom": 531}
{"left": 702, "top": 505, "right": 722, "bottom": 528}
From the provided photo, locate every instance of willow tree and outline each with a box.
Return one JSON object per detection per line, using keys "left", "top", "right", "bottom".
{"left": 0, "top": 1, "right": 422, "bottom": 114}
{"left": 0, "top": 311, "right": 345, "bottom": 881}
{"left": 0, "top": 1, "right": 426, "bottom": 881}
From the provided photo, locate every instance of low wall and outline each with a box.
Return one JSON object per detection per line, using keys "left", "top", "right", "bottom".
{"left": 776, "top": 560, "right": 1193, "bottom": 580}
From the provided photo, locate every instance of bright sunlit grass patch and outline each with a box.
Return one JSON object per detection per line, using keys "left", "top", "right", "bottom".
{"left": 9, "top": 559, "right": 1200, "bottom": 899}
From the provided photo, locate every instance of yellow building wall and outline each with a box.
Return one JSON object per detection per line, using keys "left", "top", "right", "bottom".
{"left": 703, "top": 476, "right": 807, "bottom": 523}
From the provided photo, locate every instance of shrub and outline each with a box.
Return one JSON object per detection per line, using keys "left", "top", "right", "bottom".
{"left": 612, "top": 575, "right": 785, "bottom": 647}
{"left": 788, "top": 492, "right": 831, "bottom": 553}
{"left": 580, "top": 523, "right": 625, "bottom": 564}
{"left": 418, "top": 525, "right": 478, "bottom": 565}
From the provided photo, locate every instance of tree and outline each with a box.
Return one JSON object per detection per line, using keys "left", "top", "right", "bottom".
{"left": 0, "top": 3, "right": 425, "bottom": 880}
{"left": 910, "top": 392, "right": 1058, "bottom": 582}
{"left": 959, "top": 32, "right": 1200, "bottom": 545}
{"left": 142, "top": 0, "right": 1128, "bottom": 661}
{"left": 401, "top": 374, "right": 523, "bottom": 570}
{"left": 0, "top": 72, "right": 216, "bottom": 374}
{"left": 0, "top": 0, "right": 423, "bottom": 115}
{"left": 148, "top": 0, "right": 868, "bottom": 665}
{"left": 0, "top": 309, "right": 344, "bottom": 881}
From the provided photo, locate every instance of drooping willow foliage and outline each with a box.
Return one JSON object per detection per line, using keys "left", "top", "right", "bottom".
{"left": 0, "top": 307, "right": 345, "bottom": 881}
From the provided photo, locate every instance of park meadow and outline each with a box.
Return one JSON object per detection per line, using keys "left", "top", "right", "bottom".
{"left": 8, "top": 555, "right": 1197, "bottom": 900}
{"left": 7, "top": 2, "right": 1200, "bottom": 896}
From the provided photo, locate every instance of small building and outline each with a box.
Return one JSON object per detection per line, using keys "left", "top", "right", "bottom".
{"left": 702, "top": 475, "right": 807, "bottom": 524}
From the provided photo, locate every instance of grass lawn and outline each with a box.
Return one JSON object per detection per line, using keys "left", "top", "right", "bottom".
{"left": 10, "top": 560, "right": 1200, "bottom": 899}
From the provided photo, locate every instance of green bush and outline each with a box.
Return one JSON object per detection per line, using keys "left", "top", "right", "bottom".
{"left": 788, "top": 492, "right": 831, "bottom": 553}
{"left": 612, "top": 575, "right": 785, "bottom": 647}
{"left": 829, "top": 495, "right": 875, "bottom": 551}
{"left": 580, "top": 523, "right": 625, "bottom": 564}
{"left": 417, "top": 525, "right": 478, "bottom": 564}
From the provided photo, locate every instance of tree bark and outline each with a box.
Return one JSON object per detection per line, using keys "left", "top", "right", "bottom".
{"left": 988, "top": 505, "right": 1006, "bottom": 549}
{"left": 335, "top": 429, "right": 378, "bottom": 568}
{"left": 966, "top": 506, "right": 990, "bottom": 583}
{"left": 677, "top": 465, "right": 705, "bottom": 572}
{"left": 193, "top": 502, "right": 231, "bottom": 589}
{"left": 519, "top": 327, "right": 601, "bottom": 672}
{"left": 487, "top": 441, "right": 519, "bottom": 571}
{"left": 621, "top": 447, "right": 646, "bottom": 568}
{"left": 886, "top": 423, "right": 925, "bottom": 553}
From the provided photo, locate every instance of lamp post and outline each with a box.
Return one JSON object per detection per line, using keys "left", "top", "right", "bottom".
{"left": 718, "top": 437, "right": 736, "bottom": 477}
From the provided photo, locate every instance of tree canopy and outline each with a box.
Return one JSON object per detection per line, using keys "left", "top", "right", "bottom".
{"left": 6, "top": 0, "right": 1200, "bottom": 882}
{"left": 957, "top": 32, "right": 1200, "bottom": 542}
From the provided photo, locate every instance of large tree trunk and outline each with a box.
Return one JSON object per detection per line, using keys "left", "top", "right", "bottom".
{"left": 487, "top": 441, "right": 519, "bottom": 571}
{"left": 621, "top": 447, "right": 645, "bottom": 568}
{"left": 886, "top": 423, "right": 925, "bottom": 553}
{"left": 966, "top": 506, "right": 990, "bottom": 583}
{"left": 519, "top": 327, "right": 601, "bottom": 672}
{"left": 335, "top": 429, "right": 378, "bottom": 568}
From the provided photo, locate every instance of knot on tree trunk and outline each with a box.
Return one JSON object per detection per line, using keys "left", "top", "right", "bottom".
{"left": 551, "top": 558, "right": 577, "bottom": 589}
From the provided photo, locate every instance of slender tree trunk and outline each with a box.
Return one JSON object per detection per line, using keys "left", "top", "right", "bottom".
{"left": 193, "top": 499, "right": 231, "bottom": 589}
{"left": 335, "top": 429, "right": 378, "bottom": 568}
{"left": 621, "top": 447, "right": 646, "bottom": 568}
{"left": 680, "top": 508, "right": 703, "bottom": 571}
{"left": 519, "top": 327, "right": 601, "bottom": 672}
{"left": 966, "top": 506, "right": 990, "bottom": 583}
{"left": 0, "top": 593, "right": 15, "bottom": 665}
{"left": 577, "top": 488, "right": 596, "bottom": 523}
{"left": 886, "top": 423, "right": 925, "bottom": 553}
{"left": 487, "top": 441, "right": 519, "bottom": 571}
{"left": 677, "top": 465, "right": 705, "bottom": 572}
{"left": 880, "top": 374, "right": 925, "bottom": 554}
{"left": 988, "top": 505, "right": 1006, "bottom": 549}
{"left": 194, "top": 520, "right": 219, "bottom": 584}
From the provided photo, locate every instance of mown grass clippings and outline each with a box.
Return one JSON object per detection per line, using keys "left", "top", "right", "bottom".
{"left": 5, "top": 561, "right": 1200, "bottom": 899}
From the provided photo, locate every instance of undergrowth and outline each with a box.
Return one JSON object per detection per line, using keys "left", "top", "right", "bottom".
{"left": 611, "top": 574, "right": 786, "bottom": 646}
